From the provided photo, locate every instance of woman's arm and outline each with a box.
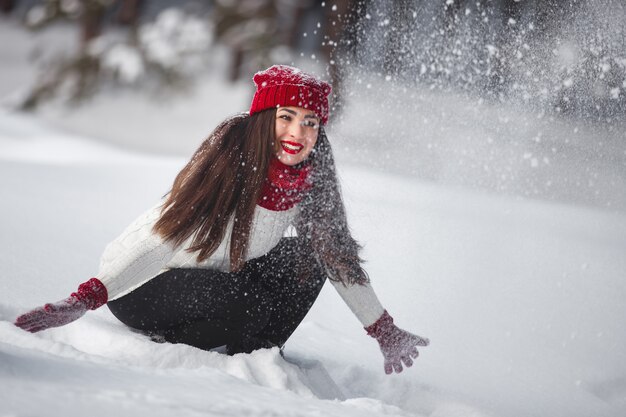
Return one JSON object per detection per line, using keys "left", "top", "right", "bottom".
{"left": 96, "top": 202, "right": 175, "bottom": 301}
{"left": 15, "top": 202, "right": 175, "bottom": 332}
{"left": 294, "top": 209, "right": 429, "bottom": 374}
{"left": 329, "top": 279, "right": 385, "bottom": 327}
{"left": 329, "top": 279, "right": 430, "bottom": 375}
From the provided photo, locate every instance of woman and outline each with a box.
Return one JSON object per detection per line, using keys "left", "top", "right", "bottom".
{"left": 14, "top": 65, "right": 429, "bottom": 374}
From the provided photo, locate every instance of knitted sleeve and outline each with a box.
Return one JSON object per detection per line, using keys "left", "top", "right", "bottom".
{"left": 97, "top": 202, "right": 176, "bottom": 301}
{"left": 292, "top": 209, "right": 385, "bottom": 327}
{"left": 329, "top": 280, "right": 386, "bottom": 327}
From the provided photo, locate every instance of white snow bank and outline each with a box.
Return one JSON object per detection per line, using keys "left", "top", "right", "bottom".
{"left": 0, "top": 109, "right": 163, "bottom": 165}
{"left": 1, "top": 110, "right": 625, "bottom": 417}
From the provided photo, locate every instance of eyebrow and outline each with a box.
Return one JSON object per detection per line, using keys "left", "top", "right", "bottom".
{"left": 278, "top": 108, "right": 319, "bottom": 120}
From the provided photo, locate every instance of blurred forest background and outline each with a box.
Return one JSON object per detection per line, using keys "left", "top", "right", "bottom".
{"left": 1, "top": 0, "right": 624, "bottom": 118}
{"left": 1, "top": 0, "right": 625, "bottom": 210}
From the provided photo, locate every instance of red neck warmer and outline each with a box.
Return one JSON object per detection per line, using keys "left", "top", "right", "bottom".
{"left": 258, "top": 158, "right": 312, "bottom": 211}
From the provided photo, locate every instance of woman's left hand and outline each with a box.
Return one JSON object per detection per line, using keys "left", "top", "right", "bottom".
{"left": 365, "top": 310, "right": 430, "bottom": 374}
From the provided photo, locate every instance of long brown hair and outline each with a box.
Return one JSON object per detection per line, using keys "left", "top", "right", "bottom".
{"left": 153, "top": 110, "right": 275, "bottom": 271}
{"left": 153, "top": 109, "right": 369, "bottom": 285}
{"left": 297, "top": 127, "right": 369, "bottom": 285}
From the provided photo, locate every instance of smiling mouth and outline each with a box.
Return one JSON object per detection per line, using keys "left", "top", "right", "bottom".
{"left": 280, "top": 141, "right": 303, "bottom": 155}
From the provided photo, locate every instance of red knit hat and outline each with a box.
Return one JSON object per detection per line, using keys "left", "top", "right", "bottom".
{"left": 249, "top": 65, "right": 332, "bottom": 125}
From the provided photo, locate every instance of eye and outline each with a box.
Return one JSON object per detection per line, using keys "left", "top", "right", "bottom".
{"left": 278, "top": 114, "right": 292, "bottom": 121}
{"left": 301, "top": 120, "right": 319, "bottom": 129}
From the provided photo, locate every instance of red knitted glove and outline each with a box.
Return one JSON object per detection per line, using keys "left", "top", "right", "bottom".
{"left": 365, "top": 310, "right": 430, "bottom": 374}
{"left": 14, "top": 278, "right": 108, "bottom": 333}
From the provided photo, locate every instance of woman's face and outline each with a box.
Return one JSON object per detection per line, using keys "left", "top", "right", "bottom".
{"left": 274, "top": 106, "right": 320, "bottom": 166}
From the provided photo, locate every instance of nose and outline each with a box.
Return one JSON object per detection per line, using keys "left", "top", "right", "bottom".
{"left": 288, "top": 120, "right": 304, "bottom": 139}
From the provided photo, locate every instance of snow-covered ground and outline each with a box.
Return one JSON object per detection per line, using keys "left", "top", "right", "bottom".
{"left": 1, "top": 18, "right": 626, "bottom": 417}
{"left": 2, "top": 110, "right": 626, "bottom": 417}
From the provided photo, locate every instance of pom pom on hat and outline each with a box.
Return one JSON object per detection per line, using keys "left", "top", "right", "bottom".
{"left": 249, "top": 65, "right": 332, "bottom": 125}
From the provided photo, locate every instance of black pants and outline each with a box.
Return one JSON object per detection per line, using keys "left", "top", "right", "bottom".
{"left": 108, "top": 238, "right": 326, "bottom": 351}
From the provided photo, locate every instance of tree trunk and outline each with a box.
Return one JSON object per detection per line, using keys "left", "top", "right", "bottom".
{"left": 325, "top": 0, "right": 364, "bottom": 114}
{"left": 81, "top": 1, "right": 107, "bottom": 46}
{"left": 0, "top": 0, "right": 15, "bottom": 14}
{"left": 117, "top": 0, "right": 143, "bottom": 26}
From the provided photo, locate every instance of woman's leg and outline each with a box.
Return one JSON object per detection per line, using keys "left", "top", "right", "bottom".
{"left": 107, "top": 267, "right": 273, "bottom": 350}
{"left": 108, "top": 237, "right": 327, "bottom": 352}
{"left": 243, "top": 237, "right": 327, "bottom": 348}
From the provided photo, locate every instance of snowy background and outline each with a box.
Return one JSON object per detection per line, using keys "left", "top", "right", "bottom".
{"left": 1, "top": 1, "right": 626, "bottom": 416}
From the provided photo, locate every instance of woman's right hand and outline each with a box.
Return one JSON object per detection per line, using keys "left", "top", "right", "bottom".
{"left": 14, "top": 297, "right": 89, "bottom": 332}
{"left": 14, "top": 278, "right": 108, "bottom": 333}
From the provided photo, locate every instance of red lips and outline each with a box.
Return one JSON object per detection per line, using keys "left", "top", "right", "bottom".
{"left": 280, "top": 140, "right": 304, "bottom": 155}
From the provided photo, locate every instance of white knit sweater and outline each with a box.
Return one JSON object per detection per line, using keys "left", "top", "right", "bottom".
{"left": 97, "top": 202, "right": 385, "bottom": 327}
